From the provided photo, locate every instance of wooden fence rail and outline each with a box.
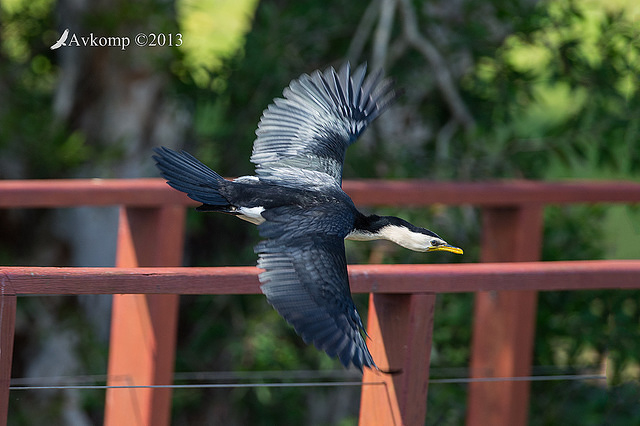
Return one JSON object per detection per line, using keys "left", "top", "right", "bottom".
{"left": 3, "top": 261, "right": 640, "bottom": 294}
{"left": 2, "top": 178, "right": 640, "bottom": 208}
{"left": 1, "top": 178, "right": 640, "bottom": 426}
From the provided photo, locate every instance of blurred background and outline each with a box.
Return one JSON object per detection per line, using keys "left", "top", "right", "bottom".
{"left": 1, "top": 0, "right": 639, "bottom": 424}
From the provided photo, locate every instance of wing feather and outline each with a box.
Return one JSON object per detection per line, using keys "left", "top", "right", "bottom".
{"left": 255, "top": 206, "right": 376, "bottom": 370}
{"left": 251, "top": 63, "right": 397, "bottom": 186}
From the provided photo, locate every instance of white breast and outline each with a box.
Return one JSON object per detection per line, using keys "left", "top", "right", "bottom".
{"left": 237, "top": 206, "right": 265, "bottom": 225}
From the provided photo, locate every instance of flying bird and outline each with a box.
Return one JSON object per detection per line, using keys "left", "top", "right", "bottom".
{"left": 50, "top": 29, "right": 69, "bottom": 50}
{"left": 153, "top": 63, "right": 462, "bottom": 371}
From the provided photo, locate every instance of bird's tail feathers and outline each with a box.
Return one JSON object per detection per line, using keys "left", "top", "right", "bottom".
{"left": 153, "top": 146, "right": 229, "bottom": 206}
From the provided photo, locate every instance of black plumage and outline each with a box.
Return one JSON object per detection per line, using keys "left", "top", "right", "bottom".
{"left": 153, "top": 63, "right": 461, "bottom": 371}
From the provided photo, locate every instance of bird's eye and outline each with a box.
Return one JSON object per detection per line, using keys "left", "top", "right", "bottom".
{"left": 431, "top": 240, "right": 442, "bottom": 246}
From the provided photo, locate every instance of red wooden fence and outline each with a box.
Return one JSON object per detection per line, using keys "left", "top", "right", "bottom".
{"left": 1, "top": 179, "right": 639, "bottom": 426}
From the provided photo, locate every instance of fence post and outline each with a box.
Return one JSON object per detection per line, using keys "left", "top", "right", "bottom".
{"left": 359, "top": 293, "right": 436, "bottom": 426}
{"left": 0, "top": 280, "right": 16, "bottom": 426}
{"left": 466, "top": 205, "right": 543, "bottom": 426}
{"left": 104, "top": 206, "right": 185, "bottom": 426}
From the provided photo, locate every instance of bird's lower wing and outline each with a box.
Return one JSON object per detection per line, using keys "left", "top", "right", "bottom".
{"left": 255, "top": 208, "right": 375, "bottom": 371}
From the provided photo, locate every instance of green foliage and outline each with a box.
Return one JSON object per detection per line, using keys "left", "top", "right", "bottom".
{"left": 542, "top": 205, "right": 607, "bottom": 261}
{"left": 0, "top": 0, "right": 90, "bottom": 178}
{"left": 176, "top": 0, "right": 259, "bottom": 88}
{"left": 462, "top": 0, "right": 640, "bottom": 177}
{"left": 530, "top": 380, "right": 640, "bottom": 426}
{"left": 425, "top": 382, "right": 468, "bottom": 426}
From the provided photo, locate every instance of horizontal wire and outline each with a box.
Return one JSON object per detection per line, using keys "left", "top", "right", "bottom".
{"left": 9, "top": 374, "right": 607, "bottom": 391}
{"left": 430, "top": 374, "right": 607, "bottom": 384}
{"left": 9, "top": 381, "right": 371, "bottom": 391}
{"left": 9, "top": 365, "right": 603, "bottom": 385}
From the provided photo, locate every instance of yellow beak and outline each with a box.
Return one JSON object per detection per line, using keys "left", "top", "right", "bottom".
{"left": 428, "top": 244, "right": 464, "bottom": 255}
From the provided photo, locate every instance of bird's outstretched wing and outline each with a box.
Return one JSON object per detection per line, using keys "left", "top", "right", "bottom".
{"left": 255, "top": 205, "right": 375, "bottom": 371}
{"left": 251, "top": 63, "right": 397, "bottom": 186}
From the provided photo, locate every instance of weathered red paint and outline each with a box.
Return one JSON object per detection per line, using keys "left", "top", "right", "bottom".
{"left": 1, "top": 260, "right": 639, "bottom": 295}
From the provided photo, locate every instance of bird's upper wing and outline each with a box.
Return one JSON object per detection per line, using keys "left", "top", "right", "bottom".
{"left": 255, "top": 205, "right": 375, "bottom": 371}
{"left": 251, "top": 63, "right": 397, "bottom": 186}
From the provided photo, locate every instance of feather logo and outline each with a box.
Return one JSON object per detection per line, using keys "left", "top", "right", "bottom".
{"left": 50, "top": 29, "right": 69, "bottom": 50}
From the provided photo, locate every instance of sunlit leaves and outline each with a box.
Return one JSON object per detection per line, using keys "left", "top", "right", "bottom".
{"left": 176, "top": 0, "right": 259, "bottom": 88}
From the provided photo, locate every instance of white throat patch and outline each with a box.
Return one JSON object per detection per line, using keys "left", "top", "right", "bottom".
{"left": 346, "top": 224, "right": 436, "bottom": 252}
{"left": 378, "top": 225, "right": 433, "bottom": 251}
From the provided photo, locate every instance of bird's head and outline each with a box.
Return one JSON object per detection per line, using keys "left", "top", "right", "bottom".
{"left": 375, "top": 216, "right": 463, "bottom": 254}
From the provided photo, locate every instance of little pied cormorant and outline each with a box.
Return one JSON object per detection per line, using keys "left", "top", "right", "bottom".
{"left": 153, "top": 63, "right": 463, "bottom": 371}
